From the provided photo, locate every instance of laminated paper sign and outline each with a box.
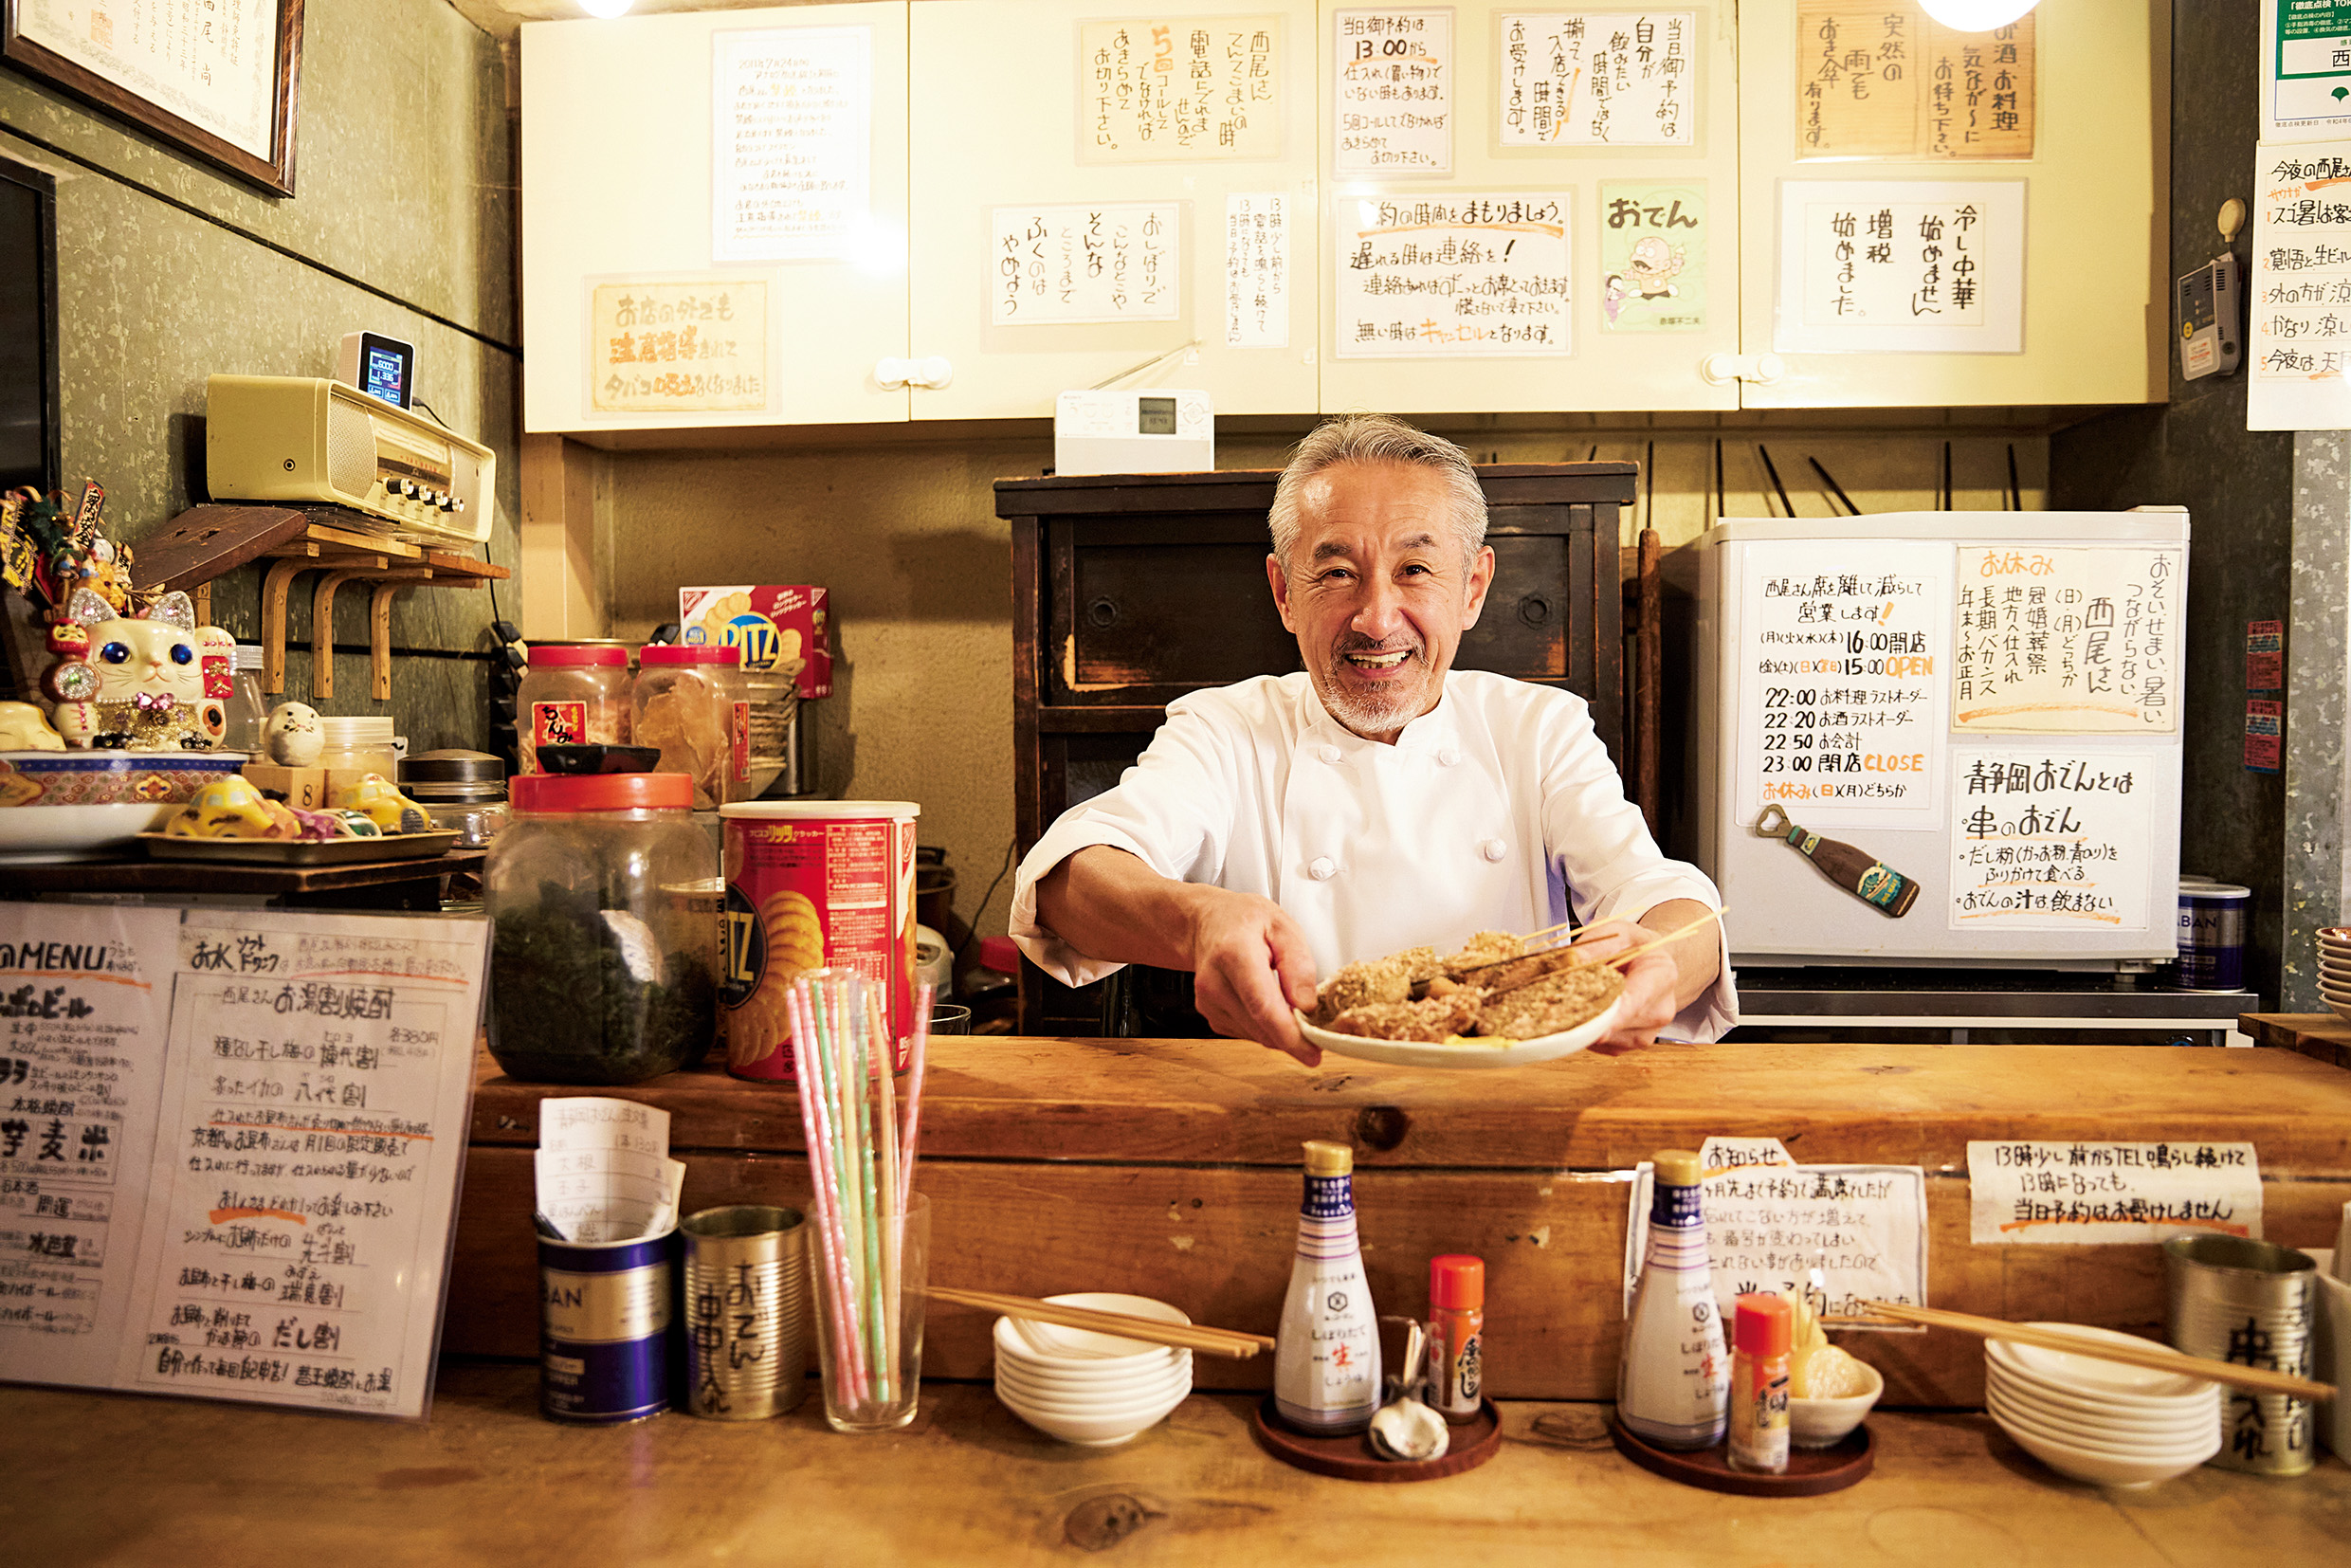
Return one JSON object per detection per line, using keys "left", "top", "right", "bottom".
{"left": 1497, "top": 13, "right": 1697, "bottom": 147}
{"left": 711, "top": 27, "right": 871, "bottom": 262}
{"left": 2263, "top": 0, "right": 2351, "bottom": 141}
{"left": 1795, "top": 8, "right": 2035, "bottom": 160}
{"left": 1773, "top": 180, "right": 2025, "bottom": 356}
{"left": 1967, "top": 1140, "right": 2263, "bottom": 1246}
{"left": 590, "top": 280, "right": 769, "bottom": 414}
{"left": 1949, "top": 748, "right": 2158, "bottom": 931}
{"left": 2249, "top": 140, "right": 2351, "bottom": 430}
{"left": 1335, "top": 191, "right": 1572, "bottom": 357}
{"left": 1952, "top": 545, "right": 2182, "bottom": 733}
{"left": 1225, "top": 191, "right": 1291, "bottom": 347}
{"left": 992, "top": 204, "right": 1181, "bottom": 325}
{"left": 1333, "top": 7, "right": 1452, "bottom": 175}
{"left": 1080, "top": 16, "right": 1285, "bottom": 161}
{"left": 1599, "top": 179, "right": 1707, "bottom": 332}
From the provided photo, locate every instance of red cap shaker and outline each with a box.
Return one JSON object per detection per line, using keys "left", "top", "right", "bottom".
{"left": 1734, "top": 1292, "right": 1792, "bottom": 1357}
{"left": 1431, "top": 1254, "right": 1484, "bottom": 1311}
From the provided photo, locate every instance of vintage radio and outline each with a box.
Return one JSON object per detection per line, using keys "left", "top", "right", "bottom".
{"left": 204, "top": 374, "right": 493, "bottom": 548}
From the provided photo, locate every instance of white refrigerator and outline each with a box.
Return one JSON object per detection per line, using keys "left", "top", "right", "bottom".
{"left": 1694, "top": 511, "right": 2189, "bottom": 967}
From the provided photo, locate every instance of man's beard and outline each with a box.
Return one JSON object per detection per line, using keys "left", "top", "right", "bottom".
{"left": 1314, "top": 641, "right": 1436, "bottom": 738}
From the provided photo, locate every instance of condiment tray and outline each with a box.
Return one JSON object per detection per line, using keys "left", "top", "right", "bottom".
{"left": 1293, "top": 996, "right": 1620, "bottom": 1069}
{"left": 139, "top": 830, "right": 460, "bottom": 865}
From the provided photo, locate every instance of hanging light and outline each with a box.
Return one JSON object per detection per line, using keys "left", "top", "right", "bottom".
{"left": 1918, "top": 0, "right": 2038, "bottom": 28}
{"left": 579, "top": 0, "right": 635, "bottom": 18}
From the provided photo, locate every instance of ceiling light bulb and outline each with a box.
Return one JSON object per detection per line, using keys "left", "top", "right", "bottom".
{"left": 579, "top": 0, "right": 634, "bottom": 18}
{"left": 1918, "top": 0, "right": 2037, "bottom": 29}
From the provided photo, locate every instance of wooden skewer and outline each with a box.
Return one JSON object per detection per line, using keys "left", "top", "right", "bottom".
{"left": 1593, "top": 906, "right": 1728, "bottom": 972}
{"left": 1858, "top": 1300, "right": 2338, "bottom": 1402}
{"left": 925, "top": 1285, "right": 1275, "bottom": 1358}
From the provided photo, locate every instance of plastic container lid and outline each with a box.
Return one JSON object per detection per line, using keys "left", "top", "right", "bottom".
{"left": 640, "top": 644, "right": 743, "bottom": 666}
{"left": 400, "top": 749, "right": 506, "bottom": 786}
{"left": 527, "top": 645, "right": 629, "bottom": 668}
{"left": 233, "top": 644, "right": 264, "bottom": 671}
{"left": 1653, "top": 1149, "right": 1703, "bottom": 1187}
{"left": 1734, "top": 1293, "right": 1792, "bottom": 1357}
{"left": 1303, "top": 1139, "right": 1353, "bottom": 1176}
{"left": 2181, "top": 884, "right": 2251, "bottom": 900}
{"left": 318, "top": 715, "right": 395, "bottom": 742}
{"left": 720, "top": 799, "right": 920, "bottom": 820}
{"left": 510, "top": 772, "right": 693, "bottom": 812}
{"left": 1430, "top": 1254, "right": 1484, "bottom": 1311}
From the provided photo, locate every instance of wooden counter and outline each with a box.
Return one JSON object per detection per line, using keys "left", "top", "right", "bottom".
{"left": 447, "top": 1040, "right": 2351, "bottom": 1406}
{"left": 2, "top": 1365, "right": 2343, "bottom": 1565}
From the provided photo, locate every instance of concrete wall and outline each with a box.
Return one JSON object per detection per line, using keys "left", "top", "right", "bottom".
{"left": 0, "top": 0, "right": 518, "bottom": 752}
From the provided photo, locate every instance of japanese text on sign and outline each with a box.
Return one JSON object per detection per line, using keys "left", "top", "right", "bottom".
{"left": 1796, "top": 8, "right": 2034, "bottom": 160}
{"left": 1966, "top": 1140, "right": 2262, "bottom": 1246}
{"left": 18, "top": 0, "right": 281, "bottom": 161}
{"left": 712, "top": 27, "right": 870, "bottom": 263}
{"left": 1226, "top": 192, "right": 1290, "bottom": 347}
{"left": 1081, "top": 17, "right": 1283, "bottom": 161}
{"left": 1950, "top": 749, "right": 2157, "bottom": 930}
{"left": 1334, "top": 8, "right": 1452, "bottom": 175}
{"left": 590, "top": 281, "right": 769, "bottom": 414}
{"left": 2250, "top": 140, "right": 2351, "bottom": 429}
{"left": 1776, "top": 180, "right": 2024, "bottom": 354}
{"left": 1952, "top": 545, "right": 2181, "bottom": 732}
{"left": 1600, "top": 179, "right": 1706, "bottom": 331}
{"left": 2266, "top": 0, "right": 2351, "bottom": 136}
{"left": 992, "top": 204, "right": 1181, "bottom": 325}
{"left": 1499, "top": 13, "right": 1694, "bottom": 147}
{"left": 1335, "top": 192, "right": 1572, "bottom": 357}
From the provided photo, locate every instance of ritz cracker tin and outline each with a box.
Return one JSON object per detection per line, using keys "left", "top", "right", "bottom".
{"left": 718, "top": 800, "right": 921, "bottom": 1080}
{"left": 538, "top": 1227, "right": 679, "bottom": 1424}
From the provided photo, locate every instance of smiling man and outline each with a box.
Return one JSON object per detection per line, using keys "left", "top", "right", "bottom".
{"left": 1010, "top": 414, "right": 1735, "bottom": 1065}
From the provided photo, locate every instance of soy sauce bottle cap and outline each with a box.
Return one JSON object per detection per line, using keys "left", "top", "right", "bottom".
{"left": 1303, "top": 1140, "right": 1353, "bottom": 1176}
{"left": 1652, "top": 1149, "right": 1703, "bottom": 1187}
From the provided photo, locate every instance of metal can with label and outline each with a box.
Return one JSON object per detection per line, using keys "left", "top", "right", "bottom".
{"left": 539, "top": 1227, "right": 678, "bottom": 1424}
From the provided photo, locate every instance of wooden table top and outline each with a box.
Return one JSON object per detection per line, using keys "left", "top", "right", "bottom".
{"left": 3, "top": 1365, "right": 2342, "bottom": 1565}
{"left": 2241, "top": 1012, "right": 2351, "bottom": 1071}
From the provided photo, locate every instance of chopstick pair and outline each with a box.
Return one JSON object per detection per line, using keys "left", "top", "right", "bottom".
{"left": 1859, "top": 1300, "right": 2338, "bottom": 1402}
{"left": 926, "top": 1285, "right": 1275, "bottom": 1359}
{"left": 1467, "top": 907, "right": 1728, "bottom": 983}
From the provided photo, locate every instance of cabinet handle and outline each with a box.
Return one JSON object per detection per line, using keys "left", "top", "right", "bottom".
{"left": 1700, "top": 352, "right": 1789, "bottom": 386}
{"left": 910, "top": 356, "right": 955, "bottom": 390}
{"left": 875, "top": 356, "right": 913, "bottom": 390}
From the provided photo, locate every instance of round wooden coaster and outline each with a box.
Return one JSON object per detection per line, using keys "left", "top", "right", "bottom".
{"left": 1607, "top": 1416, "right": 1873, "bottom": 1497}
{"left": 1249, "top": 1396, "right": 1504, "bottom": 1483}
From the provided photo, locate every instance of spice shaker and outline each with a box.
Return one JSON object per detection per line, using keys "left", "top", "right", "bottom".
{"left": 1728, "top": 1293, "right": 1793, "bottom": 1474}
{"left": 1428, "top": 1254, "right": 1485, "bottom": 1422}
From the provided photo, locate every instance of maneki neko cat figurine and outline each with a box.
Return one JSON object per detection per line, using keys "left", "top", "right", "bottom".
{"left": 42, "top": 588, "right": 232, "bottom": 750}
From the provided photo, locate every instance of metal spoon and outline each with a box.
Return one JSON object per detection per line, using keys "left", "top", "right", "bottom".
{"left": 1368, "top": 1320, "right": 1449, "bottom": 1463}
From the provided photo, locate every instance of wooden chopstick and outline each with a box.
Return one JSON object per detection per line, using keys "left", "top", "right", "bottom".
{"left": 1595, "top": 906, "right": 1728, "bottom": 972}
{"left": 1859, "top": 1300, "right": 2338, "bottom": 1402}
{"left": 925, "top": 1285, "right": 1275, "bottom": 1358}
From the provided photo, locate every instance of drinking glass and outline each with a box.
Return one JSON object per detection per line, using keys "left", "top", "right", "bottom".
{"left": 811, "top": 1192, "right": 930, "bottom": 1432}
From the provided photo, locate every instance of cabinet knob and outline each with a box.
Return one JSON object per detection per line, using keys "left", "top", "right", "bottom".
{"left": 1700, "top": 352, "right": 1790, "bottom": 387}
{"left": 911, "top": 356, "right": 955, "bottom": 390}
{"left": 874, "top": 356, "right": 912, "bottom": 390}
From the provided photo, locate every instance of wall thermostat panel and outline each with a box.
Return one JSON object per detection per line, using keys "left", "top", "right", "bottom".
{"left": 2177, "top": 254, "right": 2240, "bottom": 381}
{"left": 337, "top": 331, "right": 415, "bottom": 410}
{"left": 1053, "top": 389, "right": 1213, "bottom": 476}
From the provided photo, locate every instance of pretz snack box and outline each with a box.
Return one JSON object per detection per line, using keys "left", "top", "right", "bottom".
{"left": 680, "top": 585, "right": 832, "bottom": 699}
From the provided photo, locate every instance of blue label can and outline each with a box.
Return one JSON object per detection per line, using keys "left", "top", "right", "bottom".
{"left": 539, "top": 1229, "right": 677, "bottom": 1424}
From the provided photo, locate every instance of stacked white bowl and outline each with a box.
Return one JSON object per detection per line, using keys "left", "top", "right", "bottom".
{"left": 992, "top": 1292, "right": 1194, "bottom": 1447}
{"left": 2317, "top": 927, "right": 2351, "bottom": 1023}
{"left": 1985, "top": 1323, "right": 2221, "bottom": 1486}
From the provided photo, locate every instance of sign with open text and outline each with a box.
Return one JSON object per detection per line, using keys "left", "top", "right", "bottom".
{"left": 1966, "top": 1140, "right": 2264, "bottom": 1246}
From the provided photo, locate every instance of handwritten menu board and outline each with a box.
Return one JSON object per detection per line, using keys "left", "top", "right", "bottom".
{"left": 1225, "top": 191, "right": 1291, "bottom": 347}
{"left": 1773, "top": 180, "right": 2025, "bottom": 355}
{"left": 1599, "top": 179, "right": 1707, "bottom": 332}
{"left": 992, "top": 204, "right": 1182, "bottom": 325}
{"left": 1967, "top": 1140, "right": 2262, "bottom": 1246}
{"left": 1333, "top": 8, "right": 1453, "bottom": 175}
{"left": 711, "top": 27, "right": 871, "bottom": 263}
{"left": 1795, "top": 8, "right": 2035, "bottom": 160}
{"left": 0, "top": 907, "right": 486, "bottom": 1419}
{"left": 1949, "top": 748, "right": 2158, "bottom": 931}
{"left": 1733, "top": 539, "right": 1951, "bottom": 830}
{"left": 18, "top": 0, "right": 281, "bottom": 160}
{"left": 2250, "top": 141, "right": 2351, "bottom": 431}
{"left": 1952, "top": 545, "right": 2181, "bottom": 733}
{"left": 1498, "top": 13, "right": 1695, "bottom": 147}
{"left": 1080, "top": 16, "right": 1284, "bottom": 161}
{"left": 590, "top": 280, "right": 770, "bottom": 415}
{"left": 1334, "top": 192, "right": 1572, "bottom": 356}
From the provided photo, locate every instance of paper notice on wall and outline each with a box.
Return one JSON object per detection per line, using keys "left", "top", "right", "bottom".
{"left": 1733, "top": 538, "right": 1951, "bottom": 830}
{"left": 1950, "top": 748, "right": 2158, "bottom": 931}
{"left": 1498, "top": 13, "right": 1696, "bottom": 147}
{"left": 1080, "top": 16, "right": 1285, "bottom": 161}
{"left": 1967, "top": 1140, "right": 2262, "bottom": 1245}
{"left": 992, "top": 204, "right": 1182, "bottom": 325}
{"left": 1599, "top": 180, "right": 1707, "bottom": 332}
{"left": 1335, "top": 192, "right": 1571, "bottom": 357}
{"left": 711, "top": 27, "right": 870, "bottom": 262}
{"left": 1952, "top": 545, "right": 2182, "bottom": 733}
{"left": 1333, "top": 8, "right": 1452, "bottom": 175}
{"left": 1795, "top": 9, "right": 2035, "bottom": 160}
{"left": 2263, "top": 0, "right": 2351, "bottom": 141}
{"left": 18, "top": 0, "right": 281, "bottom": 160}
{"left": 590, "top": 280, "right": 769, "bottom": 415}
{"left": 1225, "top": 192, "right": 1290, "bottom": 347}
{"left": 2250, "top": 141, "right": 2351, "bottom": 430}
{"left": 1774, "top": 180, "right": 2025, "bottom": 355}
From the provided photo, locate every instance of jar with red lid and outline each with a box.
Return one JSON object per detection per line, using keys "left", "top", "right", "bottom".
{"left": 634, "top": 644, "right": 750, "bottom": 809}
{"left": 517, "top": 644, "right": 632, "bottom": 774}
{"left": 485, "top": 771, "right": 716, "bottom": 1084}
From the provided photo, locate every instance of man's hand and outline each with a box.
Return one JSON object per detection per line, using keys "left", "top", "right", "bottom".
{"left": 1564, "top": 903, "right": 1721, "bottom": 1055}
{"left": 1186, "top": 892, "right": 1322, "bottom": 1067}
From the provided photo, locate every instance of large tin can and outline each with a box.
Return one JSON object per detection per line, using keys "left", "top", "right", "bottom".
{"left": 683, "top": 1205, "right": 811, "bottom": 1418}
{"left": 539, "top": 1228, "right": 678, "bottom": 1424}
{"left": 718, "top": 800, "right": 920, "bottom": 1079}
{"left": 2163, "top": 1233, "right": 2318, "bottom": 1474}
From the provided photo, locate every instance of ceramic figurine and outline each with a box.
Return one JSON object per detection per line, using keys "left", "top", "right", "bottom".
{"left": 264, "top": 701, "right": 324, "bottom": 767}
{"left": 0, "top": 701, "right": 64, "bottom": 751}
{"left": 42, "top": 589, "right": 228, "bottom": 751}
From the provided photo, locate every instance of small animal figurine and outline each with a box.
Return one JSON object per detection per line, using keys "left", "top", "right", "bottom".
{"left": 264, "top": 702, "right": 324, "bottom": 767}
{"left": 42, "top": 589, "right": 228, "bottom": 751}
{"left": 0, "top": 700, "right": 64, "bottom": 752}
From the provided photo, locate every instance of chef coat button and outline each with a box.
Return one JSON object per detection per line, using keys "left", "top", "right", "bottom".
{"left": 1308, "top": 856, "right": 1338, "bottom": 881}
{"left": 1480, "top": 839, "right": 1507, "bottom": 862}
{"left": 1438, "top": 747, "right": 1461, "bottom": 766}
{"left": 1319, "top": 744, "right": 1342, "bottom": 764}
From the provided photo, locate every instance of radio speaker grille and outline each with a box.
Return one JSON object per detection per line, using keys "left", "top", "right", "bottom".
{"left": 325, "top": 397, "right": 376, "bottom": 497}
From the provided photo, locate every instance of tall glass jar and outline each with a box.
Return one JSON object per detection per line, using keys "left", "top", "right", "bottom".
{"left": 634, "top": 644, "right": 750, "bottom": 809}
{"left": 518, "top": 645, "right": 632, "bottom": 774}
{"left": 316, "top": 714, "right": 399, "bottom": 776}
{"left": 485, "top": 772, "right": 717, "bottom": 1084}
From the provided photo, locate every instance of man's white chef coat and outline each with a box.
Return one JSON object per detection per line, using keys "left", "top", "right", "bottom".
{"left": 1011, "top": 668, "right": 1738, "bottom": 1041}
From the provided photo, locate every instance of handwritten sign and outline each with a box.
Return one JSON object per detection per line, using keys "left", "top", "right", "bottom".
{"left": 1334, "top": 192, "right": 1572, "bottom": 357}
{"left": 1080, "top": 16, "right": 1284, "bottom": 161}
{"left": 1599, "top": 179, "right": 1707, "bottom": 332}
{"left": 1226, "top": 191, "right": 1291, "bottom": 347}
{"left": 1795, "top": 8, "right": 2034, "bottom": 160}
{"left": 1950, "top": 748, "right": 2158, "bottom": 930}
{"left": 1334, "top": 8, "right": 1452, "bottom": 175}
{"left": 537, "top": 1098, "right": 684, "bottom": 1244}
{"left": 1774, "top": 180, "right": 2025, "bottom": 355}
{"left": 1952, "top": 545, "right": 2181, "bottom": 733}
{"left": 1499, "top": 13, "right": 1695, "bottom": 147}
{"left": 590, "top": 280, "right": 769, "bottom": 414}
{"left": 2250, "top": 140, "right": 2351, "bottom": 430}
{"left": 19, "top": 0, "right": 282, "bottom": 160}
{"left": 992, "top": 204, "right": 1181, "bottom": 325}
{"left": 1734, "top": 538, "right": 1951, "bottom": 830}
{"left": 712, "top": 27, "right": 871, "bottom": 262}
{"left": 1967, "top": 1140, "right": 2263, "bottom": 1246}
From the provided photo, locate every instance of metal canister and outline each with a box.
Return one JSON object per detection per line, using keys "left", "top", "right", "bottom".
{"left": 539, "top": 1227, "right": 677, "bottom": 1424}
{"left": 2162, "top": 1233, "right": 2318, "bottom": 1474}
{"left": 682, "top": 1204, "right": 811, "bottom": 1418}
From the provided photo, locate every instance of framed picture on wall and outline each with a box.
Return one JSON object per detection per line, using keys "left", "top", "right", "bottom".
{"left": 2, "top": 1, "right": 304, "bottom": 196}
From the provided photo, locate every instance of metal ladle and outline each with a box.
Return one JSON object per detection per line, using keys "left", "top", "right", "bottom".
{"left": 1368, "top": 1318, "right": 1449, "bottom": 1463}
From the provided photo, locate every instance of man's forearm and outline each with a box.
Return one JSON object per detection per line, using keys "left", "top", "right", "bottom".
{"left": 1638, "top": 897, "right": 1723, "bottom": 1013}
{"left": 1032, "top": 846, "right": 1211, "bottom": 972}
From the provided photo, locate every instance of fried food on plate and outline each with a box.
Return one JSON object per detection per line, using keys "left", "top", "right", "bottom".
{"left": 1312, "top": 954, "right": 1414, "bottom": 1024}
{"left": 1439, "top": 930, "right": 1523, "bottom": 981}
{"left": 1329, "top": 988, "right": 1485, "bottom": 1042}
{"left": 1474, "top": 962, "right": 1624, "bottom": 1039}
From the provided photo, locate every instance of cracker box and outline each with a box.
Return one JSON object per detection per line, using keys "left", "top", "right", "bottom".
{"left": 679, "top": 585, "right": 832, "bottom": 699}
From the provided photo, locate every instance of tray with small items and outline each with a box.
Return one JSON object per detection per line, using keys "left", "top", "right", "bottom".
{"left": 138, "top": 830, "right": 460, "bottom": 866}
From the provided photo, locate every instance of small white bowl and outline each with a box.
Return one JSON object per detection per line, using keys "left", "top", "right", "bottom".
{"left": 993, "top": 1354, "right": 1192, "bottom": 1397}
{"left": 1789, "top": 1358, "right": 1884, "bottom": 1448}
{"left": 993, "top": 1374, "right": 1190, "bottom": 1419}
{"left": 1984, "top": 1324, "right": 2213, "bottom": 1405}
{"left": 1986, "top": 1367, "right": 2216, "bottom": 1431}
{"left": 1987, "top": 1388, "right": 2217, "bottom": 1462}
{"left": 994, "top": 1381, "right": 1189, "bottom": 1446}
{"left": 1003, "top": 1293, "right": 1192, "bottom": 1360}
{"left": 1991, "top": 1414, "right": 2216, "bottom": 1487}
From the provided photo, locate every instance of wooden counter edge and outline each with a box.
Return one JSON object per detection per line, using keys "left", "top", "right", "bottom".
{"left": 2242, "top": 1012, "right": 2351, "bottom": 1069}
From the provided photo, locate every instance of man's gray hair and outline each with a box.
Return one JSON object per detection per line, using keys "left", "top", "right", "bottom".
{"left": 1267, "top": 414, "right": 1487, "bottom": 569}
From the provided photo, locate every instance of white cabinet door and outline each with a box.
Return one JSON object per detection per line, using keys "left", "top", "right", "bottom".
{"left": 907, "top": 1, "right": 1321, "bottom": 420}
{"left": 520, "top": 4, "right": 911, "bottom": 432}
{"left": 1317, "top": 4, "right": 1741, "bottom": 414}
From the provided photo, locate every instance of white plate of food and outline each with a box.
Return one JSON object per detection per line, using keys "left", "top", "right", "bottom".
{"left": 1291, "top": 931, "right": 1627, "bottom": 1069}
